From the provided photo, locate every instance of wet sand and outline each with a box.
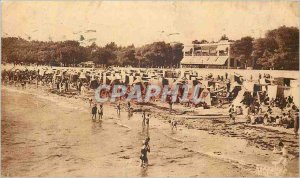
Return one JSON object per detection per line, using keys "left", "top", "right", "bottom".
{"left": 1, "top": 86, "right": 298, "bottom": 176}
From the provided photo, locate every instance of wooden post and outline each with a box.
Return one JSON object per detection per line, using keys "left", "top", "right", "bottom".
{"left": 227, "top": 44, "right": 231, "bottom": 69}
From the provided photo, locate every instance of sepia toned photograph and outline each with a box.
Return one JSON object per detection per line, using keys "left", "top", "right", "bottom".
{"left": 1, "top": 0, "right": 299, "bottom": 177}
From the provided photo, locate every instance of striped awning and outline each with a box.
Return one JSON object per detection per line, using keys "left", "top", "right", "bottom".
{"left": 181, "top": 56, "right": 228, "bottom": 65}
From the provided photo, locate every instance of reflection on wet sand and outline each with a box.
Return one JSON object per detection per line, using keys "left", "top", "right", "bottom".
{"left": 1, "top": 87, "right": 298, "bottom": 176}
{"left": 91, "top": 121, "right": 103, "bottom": 135}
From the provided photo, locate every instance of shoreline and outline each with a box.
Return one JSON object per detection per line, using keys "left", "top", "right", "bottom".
{"left": 1, "top": 85, "right": 299, "bottom": 176}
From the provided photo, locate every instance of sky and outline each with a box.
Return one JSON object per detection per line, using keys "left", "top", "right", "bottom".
{"left": 2, "top": 1, "right": 299, "bottom": 47}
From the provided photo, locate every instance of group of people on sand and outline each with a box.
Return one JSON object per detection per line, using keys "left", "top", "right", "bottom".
{"left": 90, "top": 100, "right": 153, "bottom": 168}
{"left": 228, "top": 94, "right": 299, "bottom": 138}
{"left": 245, "top": 104, "right": 299, "bottom": 138}
{"left": 3, "top": 64, "right": 299, "bottom": 171}
{"left": 91, "top": 103, "right": 103, "bottom": 121}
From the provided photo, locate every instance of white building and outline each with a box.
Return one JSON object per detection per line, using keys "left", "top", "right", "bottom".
{"left": 181, "top": 40, "right": 239, "bottom": 69}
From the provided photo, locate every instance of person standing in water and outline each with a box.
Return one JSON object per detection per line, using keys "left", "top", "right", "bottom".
{"left": 89, "top": 98, "right": 93, "bottom": 107}
{"left": 116, "top": 102, "right": 121, "bottom": 115}
{"left": 140, "top": 140, "right": 150, "bottom": 168}
{"left": 98, "top": 104, "right": 103, "bottom": 120}
{"left": 142, "top": 110, "right": 146, "bottom": 126}
{"left": 127, "top": 101, "right": 131, "bottom": 111}
{"left": 91, "top": 104, "right": 97, "bottom": 121}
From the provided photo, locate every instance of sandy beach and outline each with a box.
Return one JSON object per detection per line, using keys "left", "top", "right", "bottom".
{"left": 1, "top": 86, "right": 298, "bottom": 177}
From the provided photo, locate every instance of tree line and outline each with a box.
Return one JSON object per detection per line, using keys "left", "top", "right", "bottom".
{"left": 2, "top": 38, "right": 183, "bottom": 68}
{"left": 231, "top": 26, "right": 299, "bottom": 70}
{"left": 2, "top": 26, "right": 299, "bottom": 70}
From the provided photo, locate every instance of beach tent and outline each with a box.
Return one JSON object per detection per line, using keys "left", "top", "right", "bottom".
{"left": 243, "top": 82, "right": 255, "bottom": 92}
{"left": 79, "top": 72, "right": 86, "bottom": 79}
{"left": 291, "top": 87, "right": 299, "bottom": 107}
{"left": 128, "top": 76, "right": 134, "bottom": 85}
{"left": 267, "top": 85, "right": 277, "bottom": 99}
{"left": 232, "top": 89, "right": 246, "bottom": 106}
{"left": 289, "top": 80, "right": 299, "bottom": 106}
{"left": 202, "top": 80, "right": 209, "bottom": 88}
{"left": 199, "top": 88, "right": 211, "bottom": 106}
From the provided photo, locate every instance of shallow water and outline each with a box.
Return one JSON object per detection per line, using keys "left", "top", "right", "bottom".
{"left": 1, "top": 88, "right": 298, "bottom": 176}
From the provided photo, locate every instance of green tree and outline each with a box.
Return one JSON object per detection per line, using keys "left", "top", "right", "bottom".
{"left": 231, "top": 36, "right": 254, "bottom": 68}
{"left": 253, "top": 26, "right": 299, "bottom": 70}
{"left": 171, "top": 43, "right": 184, "bottom": 67}
{"left": 220, "top": 34, "right": 229, "bottom": 41}
{"left": 117, "top": 45, "right": 136, "bottom": 66}
{"left": 136, "top": 41, "right": 173, "bottom": 67}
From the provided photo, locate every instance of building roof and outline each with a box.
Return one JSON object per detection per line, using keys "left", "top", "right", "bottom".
{"left": 216, "top": 45, "right": 229, "bottom": 51}
{"left": 181, "top": 56, "right": 228, "bottom": 65}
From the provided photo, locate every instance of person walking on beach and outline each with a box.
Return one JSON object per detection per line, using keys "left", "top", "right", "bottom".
{"left": 127, "top": 101, "right": 131, "bottom": 111}
{"left": 116, "top": 102, "right": 121, "bottom": 115}
{"left": 89, "top": 98, "right": 93, "bottom": 107}
{"left": 145, "top": 114, "right": 150, "bottom": 127}
{"left": 98, "top": 104, "right": 103, "bottom": 120}
{"left": 169, "top": 118, "right": 177, "bottom": 130}
{"left": 142, "top": 110, "right": 146, "bottom": 126}
{"left": 140, "top": 140, "right": 150, "bottom": 168}
{"left": 91, "top": 104, "right": 97, "bottom": 121}
{"left": 229, "top": 104, "right": 236, "bottom": 124}
{"left": 127, "top": 101, "right": 132, "bottom": 117}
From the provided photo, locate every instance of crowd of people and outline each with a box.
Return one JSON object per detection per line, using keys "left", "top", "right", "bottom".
{"left": 2, "top": 64, "right": 299, "bottom": 168}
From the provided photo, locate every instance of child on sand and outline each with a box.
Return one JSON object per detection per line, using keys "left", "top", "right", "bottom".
{"left": 169, "top": 119, "right": 177, "bottom": 130}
